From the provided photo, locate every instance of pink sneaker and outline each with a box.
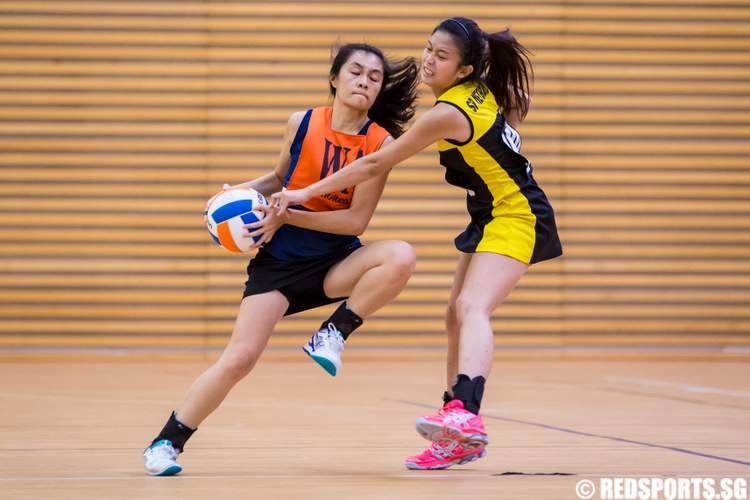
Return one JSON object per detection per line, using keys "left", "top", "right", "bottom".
{"left": 415, "top": 400, "right": 489, "bottom": 447}
{"left": 405, "top": 440, "right": 486, "bottom": 470}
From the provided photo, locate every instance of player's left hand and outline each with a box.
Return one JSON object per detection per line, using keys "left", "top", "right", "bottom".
{"left": 242, "top": 204, "right": 290, "bottom": 249}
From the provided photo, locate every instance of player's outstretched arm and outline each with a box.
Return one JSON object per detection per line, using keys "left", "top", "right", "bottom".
{"left": 272, "top": 104, "right": 465, "bottom": 213}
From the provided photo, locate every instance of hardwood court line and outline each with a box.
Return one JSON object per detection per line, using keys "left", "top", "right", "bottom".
{"left": 604, "top": 376, "right": 750, "bottom": 399}
{"left": 394, "top": 400, "right": 750, "bottom": 468}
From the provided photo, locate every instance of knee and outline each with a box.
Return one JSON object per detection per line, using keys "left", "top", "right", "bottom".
{"left": 384, "top": 241, "right": 417, "bottom": 280}
{"left": 219, "top": 346, "right": 261, "bottom": 381}
{"left": 454, "top": 293, "right": 492, "bottom": 326}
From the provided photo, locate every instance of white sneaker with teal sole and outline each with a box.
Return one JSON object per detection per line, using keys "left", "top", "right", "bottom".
{"left": 144, "top": 439, "right": 182, "bottom": 476}
{"left": 303, "top": 322, "right": 344, "bottom": 376}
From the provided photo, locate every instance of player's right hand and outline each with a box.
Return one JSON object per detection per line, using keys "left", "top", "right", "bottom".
{"left": 271, "top": 187, "right": 311, "bottom": 215}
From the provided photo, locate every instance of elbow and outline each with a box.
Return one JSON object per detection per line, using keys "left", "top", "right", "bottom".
{"left": 273, "top": 171, "right": 285, "bottom": 188}
{"left": 351, "top": 221, "right": 367, "bottom": 236}
{"left": 364, "top": 155, "right": 390, "bottom": 178}
{"left": 518, "top": 96, "right": 532, "bottom": 123}
{"left": 507, "top": 109, "right": 524, "bottom": 129}
{"left": 349, "top": 214, "right": 369, "bottom": 236}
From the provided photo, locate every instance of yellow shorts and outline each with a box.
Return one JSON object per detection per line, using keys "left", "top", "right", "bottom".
{"left": 455, "top": 211, "right": 562, "bottom": 265}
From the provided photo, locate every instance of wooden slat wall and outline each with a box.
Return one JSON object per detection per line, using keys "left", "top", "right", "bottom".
{"left": 1, "top": 0, "right": 749, "bottom": 355}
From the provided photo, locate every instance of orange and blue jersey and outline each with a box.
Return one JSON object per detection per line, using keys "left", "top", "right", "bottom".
{"left": 262, "top": 106, "right": 390, "bottom": 260}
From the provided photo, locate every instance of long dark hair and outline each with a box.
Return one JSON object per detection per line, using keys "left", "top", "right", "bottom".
{"left": 433, "top": 18, "right": 533, "bottom": 119}
{"left": 329, "top": 43, "right": 419, "bottom": 138}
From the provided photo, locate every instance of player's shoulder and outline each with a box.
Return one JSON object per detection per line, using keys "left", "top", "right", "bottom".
{"left": 286, "top": 110, "right": 309, "bottom": 131}
{"left": 285, "top": 108, "right": 324, "bottom": 143}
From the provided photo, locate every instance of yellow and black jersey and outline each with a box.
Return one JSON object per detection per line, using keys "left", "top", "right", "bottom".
{"left": 436, "top": 81, "right": 562, "bottom": 264}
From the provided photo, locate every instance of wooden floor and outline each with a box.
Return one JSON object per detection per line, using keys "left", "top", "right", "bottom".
{"left": 1, "top": 359, "right": 748, "bottom": 499}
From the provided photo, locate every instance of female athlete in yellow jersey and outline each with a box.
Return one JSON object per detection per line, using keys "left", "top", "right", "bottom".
{"left": 274, "top": 18, "right": 563, "bottom": 470}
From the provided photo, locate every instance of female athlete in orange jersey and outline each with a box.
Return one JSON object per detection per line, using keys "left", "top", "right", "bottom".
{"left": 143, "top": 43, "right": 420, "bottom": 476}
{"left": 274, "top": 18, "right": 563, "bottom": 470}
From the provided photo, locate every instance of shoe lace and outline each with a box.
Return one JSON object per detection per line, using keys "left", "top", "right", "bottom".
{"left": 315, "top": 323, "right": 344, "bottom": 350}
{"left": 148, "top": 441, "right": 178, "bottom": 461}
{"left": 429, "top": 440, "right": 459, "bottom": 459}
{"left": 444, "top": 410, "right": 474, "bottom": 427}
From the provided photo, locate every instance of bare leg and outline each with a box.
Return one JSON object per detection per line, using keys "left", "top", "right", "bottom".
{"left": 175, "top": 291, "right": 289, "bottom": 428}
{"left": 454, "top": 252, "right": 528, "bottom": 380}
{"left": 323, "top": 240, "right": 416, "bottom": 317}
{"left": 445, "top": 252, "right": 473, "bottom": 394}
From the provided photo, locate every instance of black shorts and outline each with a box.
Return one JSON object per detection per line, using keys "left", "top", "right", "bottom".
{"left": 242, "top": 245, "right": 360, "bottom": 316}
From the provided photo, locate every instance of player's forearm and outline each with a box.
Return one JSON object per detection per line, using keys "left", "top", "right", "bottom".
{"left": 305, "top": 155, "right": 383, "bottom": 199}
{"left": 236, "top": 171, "right": 284, "bottom": 197}
{"left": 286, "top": 208, "right": 366, "bottom": 236}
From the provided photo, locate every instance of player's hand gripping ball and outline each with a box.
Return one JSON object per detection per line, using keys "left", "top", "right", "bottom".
{"left": 205, "top": 187, "right": 268, "bottom": 253}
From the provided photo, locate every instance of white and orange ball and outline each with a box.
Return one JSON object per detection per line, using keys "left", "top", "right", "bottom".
{"left": 205, "top": 187, "right": 268, "bottom": 253}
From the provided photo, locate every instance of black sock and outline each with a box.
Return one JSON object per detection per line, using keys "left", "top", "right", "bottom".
{"left": 442, "top": 391, "right": 453, "bottom": 406}
{"left": 323, "top": 301, "right": 363, "bottom": 341}
{"left": 450, "top": 374, "right": 486, "bottom": 415}
{"left": 151, "top": 411, "right": 196, "bottom": 452}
